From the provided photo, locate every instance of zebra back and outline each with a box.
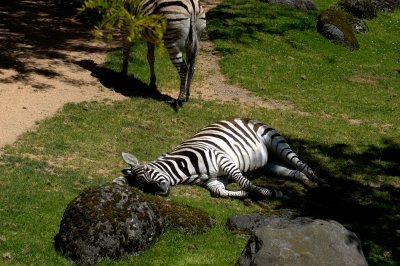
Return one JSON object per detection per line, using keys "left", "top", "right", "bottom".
{"left": 174, "top": 118, "right": 315, "bottom": 175}
{"left": 141, "top": 0, "right": 205, "bottom": 44}
{"left": 170, "top": 119, "right": 269, "bottom": 174}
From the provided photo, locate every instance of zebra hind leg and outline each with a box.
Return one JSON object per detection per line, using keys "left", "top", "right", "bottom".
{"left": 265, "top": 133, "right": 330, "bottom": 188}
{"left": 121, "top": 39, "right": 131, "bottom": 76}
{"left": 147, "top": 42, "right": 157, "bottom": 90}
{"left": 264, "top": 162, "right": 330, "bottom": 190}
{"left": 264, "top": 163, "right": 318, "bottom": 189}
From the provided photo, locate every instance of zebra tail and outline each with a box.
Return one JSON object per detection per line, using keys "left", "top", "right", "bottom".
{"left": 188, "top": 11, "right": 199, "bottom": 62}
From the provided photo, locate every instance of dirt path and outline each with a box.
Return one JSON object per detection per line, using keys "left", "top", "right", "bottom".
{"left": 0, "top": 0, "right": 276, "bottom": 149}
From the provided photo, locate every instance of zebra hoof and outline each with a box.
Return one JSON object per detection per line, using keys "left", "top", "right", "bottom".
{"left": 273, "top": 190, "right": 283, "bottom": 198}
{"left": 172, "top": 99, "right": 184, "bottom": 111}
{"left": 149, "top": 82, "right": 157, "bottom": 90}
{"left": 315, "top": 179, "right": 331, "bottom": 189}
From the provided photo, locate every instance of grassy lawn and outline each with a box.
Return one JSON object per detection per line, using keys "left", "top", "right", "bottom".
{"left": 207, "top": 0, "right": 400, "bottom": 127}
{"left": 1, "top": 0, "right": 399, "bottom": 265}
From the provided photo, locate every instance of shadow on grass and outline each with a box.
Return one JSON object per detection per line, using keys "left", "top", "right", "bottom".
{"left": 206, "top": 0, "right": 317, "bottom": 47}
{"left": 75, "top": 59, "right": 174, "bottom": 102}
{"left": 258, "top": 137, "right": 399, "bottom": 264}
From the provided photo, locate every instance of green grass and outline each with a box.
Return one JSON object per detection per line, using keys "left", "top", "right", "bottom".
{"left": 1, "top": 0, "right": 399, "bottom": 265}
{"left": 207, "top": 0, "right": 400, "bottom": 128}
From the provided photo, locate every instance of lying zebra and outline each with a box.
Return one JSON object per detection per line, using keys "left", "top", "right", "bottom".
{"left": 113, "top": 118, "right": 329, "bottom": 198}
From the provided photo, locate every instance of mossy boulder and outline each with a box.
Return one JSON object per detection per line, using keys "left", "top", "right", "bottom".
{"left": 317, "top": 7, "right": 368, "bottom": 49}
{"left": 54, "top": 184, "right": 215, "bottom": 265}
{"left": 54, "top": 184, "right": 164, "bottom": 265}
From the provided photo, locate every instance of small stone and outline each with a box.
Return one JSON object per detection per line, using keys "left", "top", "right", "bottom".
{"left": 243, "top": 198, "right": 252, "bottom": 207}
{"left": 301, "top": 75, "right": 308, "bottom": 80}
{"left": 3, "top": 252, "right": 12, "bottom": 260}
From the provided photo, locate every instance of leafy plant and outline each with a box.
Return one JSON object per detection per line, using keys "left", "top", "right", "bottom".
{"left": 77, "top": 0, "right": 166, "bottom": 44}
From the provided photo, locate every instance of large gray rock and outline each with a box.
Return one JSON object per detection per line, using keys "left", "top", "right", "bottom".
{"left": 235, "top": 215, "right": 368, "bottom": 266}
{"left": 54, "top": 184, "right": 164, "bottom": 265}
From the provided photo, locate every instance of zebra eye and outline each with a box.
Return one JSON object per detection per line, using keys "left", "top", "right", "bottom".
{"left": 133, "top": 174, "right": 145, "bottom": 185}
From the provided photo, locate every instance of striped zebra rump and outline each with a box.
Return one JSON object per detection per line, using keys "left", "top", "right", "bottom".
{"left": 115, "top": 118, "right": 329, "bottom": 198}
{"left": 121, "top": 0, "right": 206, "bottom": 105}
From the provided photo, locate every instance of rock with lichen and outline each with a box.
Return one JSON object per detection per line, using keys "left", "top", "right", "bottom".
{"left": 54, "top": 184, "right": 164, "bottom": 265}
{"left": 54, "top": 183, "right": 215, "bottom": 265}
{"left": 317, "top": 7, "right": 368, "bottom": 49}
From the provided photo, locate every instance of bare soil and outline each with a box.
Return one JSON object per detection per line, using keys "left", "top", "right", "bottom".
{"left": 0, "top": 0, "right": 281, "bottom": 149}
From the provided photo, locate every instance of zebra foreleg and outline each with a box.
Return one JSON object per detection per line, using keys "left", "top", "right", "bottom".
{"left": 204, "top": 178, "right": 250, "bottom": 198}
{"left": 147, "top": 42, "right": 157, "bottom": 89}
{"left": 265, "top": 132, "right": 329, "bottom": 188}
{"left": 167, "top": 48, "right": 189, "bottom": 103}
{"left": 218, "top": 156, "right": 280, "bottom": 198}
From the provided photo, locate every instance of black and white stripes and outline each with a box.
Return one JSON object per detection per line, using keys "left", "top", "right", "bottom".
{"left": 114, "top": 118, "right": 329, "bottom": 198}
{"left": 121, "top": 0, "right": 206, "bottom": 104}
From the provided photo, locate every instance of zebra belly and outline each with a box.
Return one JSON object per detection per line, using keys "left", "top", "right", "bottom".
{"left": 226, "top": 143, "right": 269, "bottom": 173}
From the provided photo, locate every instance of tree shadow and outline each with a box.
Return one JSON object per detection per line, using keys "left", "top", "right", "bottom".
{"left": 75, "top": 59, "right": 173, "bottom": 101}
{"left": 0, "top": 0, "right": 113, "bottom": 84}
{"left": 257, "top": 137, "right": 399, "bottom": 264}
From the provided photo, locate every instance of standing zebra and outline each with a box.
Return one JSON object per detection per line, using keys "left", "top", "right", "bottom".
{"left": 114, "top": 118, "right": 329, "bottom": 198}
{"left": 122, "top": 0, "right": 206, "bottom": 105}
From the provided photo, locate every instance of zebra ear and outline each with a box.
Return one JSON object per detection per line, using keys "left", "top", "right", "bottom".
{"left": 122, "top": 152, "right": 139, "bottom": 166}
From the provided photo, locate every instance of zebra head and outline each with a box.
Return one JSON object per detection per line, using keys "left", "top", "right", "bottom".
{"left": 113, "top": 152, "right": 170, "bottom": 196}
